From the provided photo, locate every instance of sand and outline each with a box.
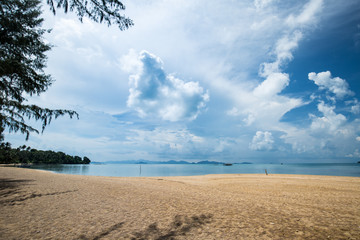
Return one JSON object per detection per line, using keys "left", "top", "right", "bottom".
{"left": 0, "top": 167, "right": 359, "bottom": 240}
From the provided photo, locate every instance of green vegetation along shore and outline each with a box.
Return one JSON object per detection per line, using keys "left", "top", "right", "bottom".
{"left": 0, "top": 142, "right": 90, "bottom": 164}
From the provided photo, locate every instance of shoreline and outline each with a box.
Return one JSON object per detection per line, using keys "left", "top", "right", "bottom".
{"left": 1, "top": 167, "right": 359, "bottom": 239}
{"left": 26, "top": 162, "right": 360, "bottom": 178}
{"left": 12, "top": 166, "right": 360, "bottom": 178}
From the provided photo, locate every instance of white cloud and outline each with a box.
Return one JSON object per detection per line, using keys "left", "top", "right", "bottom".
{"left": 346, "top": 149, "right": 360, "bottom": 158}
{"left": 249, "top": 131, "right": 274, "bottom": 151}
{"left": 243, "top": 0, "right": 322, "bottom": 126}
{"left": 356, "top": 136, "right": 360, "bottom": 142}
{"left": 226, "top": 30, "right": 305, "bottom": 127}
{"left": 286, "top": 0, "right": 323, "bottom": 28}
{"left": 124, "top": 127, "right": 243, "bottom": 160}
{"left": 349, "top": 99, "right": 360, "bottom": 114}
{"left": 226, "top": 107, "right": 241, "bottom": 116}
{"left": 126, "top": 128, "right": 204, "bottom": 152}
{"left": 280, "top": 127, "right": 317, "bottom": 153}
{"left": 351, "top": 104, "right": 360, "bottom": 114}
{"left": 254, "top": 0, "right": 275, "bottom": 10}
{"left": 122, "top": 50, "right": 209, "bottom": 122}
{"left": 281, "top": 108, "right": 360, "bottom": 157}
{"left": 310, "top": 101, "right": 347, "bottom": 134}
{"left": 259, "top": 31, "right": 303, "bottom": 78}
{"left": 52, "top": 18, "right": 86, "bottom": 48}
{"left": 308, "top": 71, "right": 354, "bottom": 98}
{"left": 233, "top": 0, "right": 324, "bottom": 129}
{"left": 253, "top": 72, "right": 289, "bottom": 98}
{"left": 235, "top": 27, "right": 305, "bottom": 126}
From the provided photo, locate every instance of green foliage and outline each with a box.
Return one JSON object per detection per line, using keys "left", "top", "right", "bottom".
{"left": 0, "top": 0, "right": 78, "bottom": 140}
{"left": 0, "top": 142, "right": 91, "bottom": 164}
{"left": 1, "top": 0, "right": 132, "bottom": 162}
{"left": 83, "top": 156, "right": 91, "bottom": 164}
{"left": 0, "top": 0, "right": 132, "bottom": 141}
{"left": 46, "top": 0, "right": 133, "bottom": 30}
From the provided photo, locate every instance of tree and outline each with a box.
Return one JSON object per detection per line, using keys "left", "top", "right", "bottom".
{"left": 0, "top": 0, "right": 78, "bottom": 140}
{"left": 47, "top": 0, "right": 133, "bottom": 31}
{"left": 0, "top": 0, "right": 132, "bottom": 141}
{"left": 83, "top": 156, "right": 91, "bottom": 164}
{"left": 0, "top": 144, "right": 91, "bottom": 164}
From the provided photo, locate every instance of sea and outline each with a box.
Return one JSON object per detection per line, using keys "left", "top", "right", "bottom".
{"left": 30, "top": 163, "right": 360, "bottom": 177}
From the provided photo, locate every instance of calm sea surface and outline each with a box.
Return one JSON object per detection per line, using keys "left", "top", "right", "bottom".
{"left": 31, "top": 163, "right": 360, "bottom": 177}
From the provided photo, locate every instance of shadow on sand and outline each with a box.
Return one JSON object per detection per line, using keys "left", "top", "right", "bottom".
{"left": 0, "top": 178, "right": 77, "bottom": 206}
{"left": 78, "top": 222, "right": 125, "bottom": 240}
{"left": 0, "top": 178, "right": 34, "bottom": 197}
{"left": 131, "top": 214, "right": 213, "bottom": 240}
{"left": 79, "top": 214, "right": 212, "bottom": 240}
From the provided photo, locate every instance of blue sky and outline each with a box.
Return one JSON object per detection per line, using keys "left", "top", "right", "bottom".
{"left": 5, "top": 0, "right": 360, "bottom": 163}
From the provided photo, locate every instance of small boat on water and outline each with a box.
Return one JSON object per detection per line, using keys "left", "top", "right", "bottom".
{"left": 223, "top": 163, "right": 232, "bottom": 166}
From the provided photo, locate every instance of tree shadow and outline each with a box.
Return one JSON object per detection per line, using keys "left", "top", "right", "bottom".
{"left": 0, "top": 178, "right": 77, "bottom": 206}
{"left": 1, "top": 190, "right": 78, "bottom": 206}
{"left": 131, "top": 214, "right": 213, "bottom": 240}
{"left": 0, "top": 178, "right": 34, "bottom": 198}
{"left": 78, "top": 222, "right": 125, "bottom": 240}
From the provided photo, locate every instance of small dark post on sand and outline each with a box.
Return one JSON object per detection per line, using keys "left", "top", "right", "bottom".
{"left": 265, "top": 169, "right": 268, "bottom": 175}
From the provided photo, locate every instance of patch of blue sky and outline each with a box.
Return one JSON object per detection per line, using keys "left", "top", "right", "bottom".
{"left": 280, "top": 102, "right": 318, "bottom": 126}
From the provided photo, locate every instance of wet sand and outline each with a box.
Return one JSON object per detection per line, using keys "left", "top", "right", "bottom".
{"left": 1, "top": 167, "right": 359, "bottom": 239}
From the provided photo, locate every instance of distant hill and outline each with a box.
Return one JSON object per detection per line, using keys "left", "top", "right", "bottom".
{"left": 100, "top": 160, "right": 250, "bottom": 165}
{"left": 195, "top": 160, "right": 224, "bottom": 164}
{"left": 103, "top": 160, "right": 191, "bottom": 164}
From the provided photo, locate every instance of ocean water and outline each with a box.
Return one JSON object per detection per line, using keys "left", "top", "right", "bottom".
{"left": 31, "top": 163, "right": 360, "bottom": 177}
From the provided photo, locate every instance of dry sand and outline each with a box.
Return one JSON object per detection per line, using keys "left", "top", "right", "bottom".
{"left": 0, "top": 167, "right": 359, "bottom": 240}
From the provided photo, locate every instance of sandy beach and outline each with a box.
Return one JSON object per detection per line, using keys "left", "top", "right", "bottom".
{"left": 1, "top": 167, "right": 359, "bottom": 239}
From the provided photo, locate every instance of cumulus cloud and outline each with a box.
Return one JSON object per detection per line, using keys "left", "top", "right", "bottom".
{"left": 308, "top": 71, "right": 354, "bottom": 99}
{"left": 122, "top": 50, "right": 209, "bottom": 121}
{"left": 249, "top": 131, "right": 274, "bottom": 151}
{"left": 250, "top": 0, "right": 321, "bottom": 99}
{"left": 251, "top": 0, "right": 322, "bottom": 103}
{"left": 281, "top": 99, "right": 360, "bottom": 157}
{"left": 237, "top": 25, "right": 306, "bottom": 126}
{"left": 238, "top": 1, "right": 324, "bottom": 127}
{"left": 345, "top": 99, "right": 360, "bottom": 114}
{"left": 310, "top": 101, "right": 347, "bottom": 134}
{"left": 253, "top": 72, "right": 289, "bottom": 98}
{"left": 232, "top": 31, "right": 305, "bottom": 126}
{"left": 351, "top": 102, "right": 360, "bottom": 114}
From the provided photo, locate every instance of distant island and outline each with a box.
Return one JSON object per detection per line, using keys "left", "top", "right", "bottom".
{"left": 195, "top": 160, "right": 224, "bottom": 164}
{"left": 98, "top": 160, "right": 190, "bottom": 165}
{"left": 0, "top": 143, "right": 91, "bottom": 165}
{"left": 96, "top": 160, "right": 253, "bottom": 165}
